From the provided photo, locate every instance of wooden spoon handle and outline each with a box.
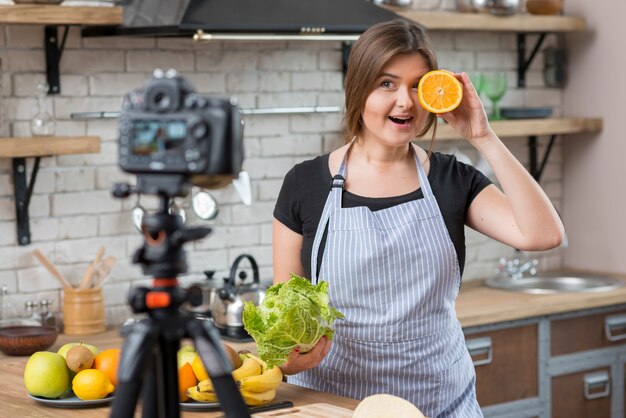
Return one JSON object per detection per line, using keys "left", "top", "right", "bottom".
{"left": 79, "top": 245, "right": 106, "bottom": 290}
{"left": 33, "top": 249, "right": 72, "bottom": 289}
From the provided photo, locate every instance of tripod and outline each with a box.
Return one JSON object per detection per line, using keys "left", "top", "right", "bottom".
{"left": 109, "top": 191, "right": 251, "bottom": 418}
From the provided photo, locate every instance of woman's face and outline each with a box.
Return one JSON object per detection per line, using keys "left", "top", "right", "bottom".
{"left": 360, "top": 53, "right": 431, "bottom": 148}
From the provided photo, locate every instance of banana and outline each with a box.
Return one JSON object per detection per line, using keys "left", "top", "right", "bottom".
{"left": 237, "top": 365, "right": 283, "bottom": 393}
{"left": 196, "top": 357, "right": 264, "bottom": 392}
{"left": 232, "top": 357, "right": 263, "bottom": 381}
{"left": 240, "top": 388, "right": 276, "bottom": 406}
{"left": 196, "top": 377, "right": 214, "bottom": 393}
{"left": 186, "top": 386, "right": 218, "bottom": 403}
{"left": 238, "top": 350, "right": 268, "bottom": 372}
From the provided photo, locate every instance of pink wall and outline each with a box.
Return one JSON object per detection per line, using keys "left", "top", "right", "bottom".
{"left": 562, "top": 2, "right": 626, "bottom": 273}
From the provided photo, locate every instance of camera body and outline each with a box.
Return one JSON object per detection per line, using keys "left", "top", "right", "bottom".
{"left": 118, "top": 69, "right": 243, "bottom": 196}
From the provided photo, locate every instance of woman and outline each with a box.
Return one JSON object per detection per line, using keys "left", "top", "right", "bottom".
{"left": 272, "top": 18, "right": 564, "bottom": 417}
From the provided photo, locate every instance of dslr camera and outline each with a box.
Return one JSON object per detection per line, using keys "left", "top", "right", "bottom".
{"left": 118, "top": 69, "right": 244, "bottom": 197}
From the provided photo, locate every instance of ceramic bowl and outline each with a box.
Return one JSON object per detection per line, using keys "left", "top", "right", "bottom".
{"left": 0, "top": 325, "right": 58, "bottom": 356}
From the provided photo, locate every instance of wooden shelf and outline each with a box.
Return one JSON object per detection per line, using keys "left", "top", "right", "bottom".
{"left": 385, "top": 8, "right": 586, "bottom": 32}
{"left": 0, "top": 5, "right": 123, "bottom": 25}
{"left": 0, "top": 136, "right": 101, "bottom": 158}
{"left": 435, "top": 117, "right": 602, "bottom": 141}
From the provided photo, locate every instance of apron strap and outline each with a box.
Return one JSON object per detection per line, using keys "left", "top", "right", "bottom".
{"left": 310, "top": 145, "right": 351, "bottom": 282}
{"left": 412, "top": 144, "right": 433, "bottom": 200}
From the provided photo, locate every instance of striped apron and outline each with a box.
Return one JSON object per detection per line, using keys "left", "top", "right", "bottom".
{"left": 289, "top": 144, "right": 483, "bottom": 418}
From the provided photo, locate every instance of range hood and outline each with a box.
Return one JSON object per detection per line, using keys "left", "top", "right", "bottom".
{"left": 82, "top": 0, "right": 400, "bottom": 40}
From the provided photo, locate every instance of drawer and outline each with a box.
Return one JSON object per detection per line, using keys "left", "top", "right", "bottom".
{"left": 551, "top": 308, "right": 626, "bottom": 356}
{"left": 551, "top": 367, "right": 611, "bottom": 418}
{"left": 465, "top": 324, "right": 538, "bottom": 406}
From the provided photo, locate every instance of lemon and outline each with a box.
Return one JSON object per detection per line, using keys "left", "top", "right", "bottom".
{"left": 72, "top": 369, "right": 115, "bottom": 400}
{"left": 191, "top": 353, "right": 208, "bottom": 381}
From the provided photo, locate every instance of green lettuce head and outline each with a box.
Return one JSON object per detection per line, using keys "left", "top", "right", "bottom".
{"left": 242, "top": 274, "right": 344, "bottom": 368}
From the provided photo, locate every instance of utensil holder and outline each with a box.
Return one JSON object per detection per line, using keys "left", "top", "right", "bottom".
{"left": 62, "top": 287, "right": 105, "bottom": 335}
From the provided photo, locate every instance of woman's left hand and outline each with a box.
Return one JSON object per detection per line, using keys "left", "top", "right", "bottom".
{"left": 437, "top": 72, "right": 494, "bottom": 147}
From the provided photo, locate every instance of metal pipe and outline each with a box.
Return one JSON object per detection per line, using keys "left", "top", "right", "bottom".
{"left": 193, "top": 30, "right": 359, "bottom": 42}
{"left": 241, "top": 106, "right": 341, "bottom": 115}
{"left": 70, "top": 106, "right": 342, "bottom": 120}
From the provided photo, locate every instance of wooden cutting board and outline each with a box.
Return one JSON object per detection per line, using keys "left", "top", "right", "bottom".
{"left": 253, "top": 402, "right": 353, "bottom": 417}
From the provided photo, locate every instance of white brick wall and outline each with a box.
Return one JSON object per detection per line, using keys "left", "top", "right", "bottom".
{"left": 0, "top": 22, "right": 565, "bottom": 327}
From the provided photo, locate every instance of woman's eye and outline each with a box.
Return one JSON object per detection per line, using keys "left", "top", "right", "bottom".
{"left": 381, "top": 80, "right": 393, "bottom": 88}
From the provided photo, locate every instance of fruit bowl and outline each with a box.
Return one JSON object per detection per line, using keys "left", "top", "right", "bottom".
{"left": 0, "top": 325, "right": 58, "bottom": 356}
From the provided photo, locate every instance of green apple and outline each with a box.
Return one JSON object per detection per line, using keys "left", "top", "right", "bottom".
{"left": 24, "top": 352, "right": 70, "bottom": 399}
{"left": 57, "top": 342, "right": 99, "bottom": 359}
{"left": 177, "top": 345, "right": 196, "bottom": 369}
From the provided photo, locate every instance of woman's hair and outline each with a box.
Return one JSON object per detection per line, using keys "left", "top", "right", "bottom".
{"left": 342, "top": 18, "right": 438, "bottom": 151}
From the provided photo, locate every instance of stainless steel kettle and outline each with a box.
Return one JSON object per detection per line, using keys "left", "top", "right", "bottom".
{"left": 210, "top": 254, "right": 266, "bottom": 340}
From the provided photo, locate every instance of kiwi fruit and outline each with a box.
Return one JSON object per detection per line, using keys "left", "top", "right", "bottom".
{"left": 66, "top": 343, "right": 95, "bottom": 373}
{"left": 223, "top": 343, "right": 242, "bottom": 369}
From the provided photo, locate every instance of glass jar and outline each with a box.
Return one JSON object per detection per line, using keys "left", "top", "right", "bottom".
{"left": 30, "top": 82, "right": 55, "bottom": 137}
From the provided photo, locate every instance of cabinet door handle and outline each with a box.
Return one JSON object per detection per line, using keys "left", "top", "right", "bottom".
{"left": 465, "top": 337, "right": 492, "bottom": 366}
{"left": 604, "top": 313, "right": 626, "bottom": 341}
{"left": 583, "top": 371, "right": 610, "bottom": 400}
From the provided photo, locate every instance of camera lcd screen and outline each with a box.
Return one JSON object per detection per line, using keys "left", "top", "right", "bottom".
{"left": 130, "top": 120, "right": 187, "bottom": 156}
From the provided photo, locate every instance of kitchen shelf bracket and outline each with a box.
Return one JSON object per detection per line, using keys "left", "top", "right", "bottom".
{"left": 342, "top": 42, "right": 353, "bottom": 80}
{"left": 45, "top": 25, "right": 69, "bottom": 95}
{"left": 517, "top": 32, "right": 547, "bottom": 88}
{"left": 528, "top": 134, "right": 557, "bottom": 183}
{"left": 12, "top": 156, "right": 42, "bottom": 246}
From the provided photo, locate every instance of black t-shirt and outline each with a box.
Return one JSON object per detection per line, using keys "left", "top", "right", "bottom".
{"left": 273, "top": 151, "right": 492, "bottom": 278}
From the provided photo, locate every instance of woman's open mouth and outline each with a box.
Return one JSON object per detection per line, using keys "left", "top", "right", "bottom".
{"left": 388, "top": 115, "right": 414, "bottom": 125}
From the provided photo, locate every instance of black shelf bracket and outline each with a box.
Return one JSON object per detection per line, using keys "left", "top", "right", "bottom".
{"left": 342, "top": 42, "right": 353, "bottom": 81}
{"left": 528, "top": 134, "right": 557, "bottom": 183}
{"left": 517, "top": 32, "right": 547, "bottom": 88}
{"left": 12, "top": 157, "right": 42, "bottom": 246}
{"left": 45, "top": 25, "right": 69, "bottom": 95}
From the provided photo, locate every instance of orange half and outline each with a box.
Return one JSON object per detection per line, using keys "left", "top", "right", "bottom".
{"left": 418, "top": 70, "right": 463, "bottom": 114}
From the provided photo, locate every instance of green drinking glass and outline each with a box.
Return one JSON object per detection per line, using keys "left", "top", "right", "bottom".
{"left": 482, "top": 72, "right": 508, "bottom": 120}
{"left": 467, "top": 72, "right": 484, "bottom": 96}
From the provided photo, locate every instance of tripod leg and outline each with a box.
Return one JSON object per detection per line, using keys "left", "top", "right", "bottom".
{"left": 187, "top": 318, "right": 251, "bottom": 418}
{"left": 110, "top": 320, "right": 159, "bottom": 418}
{"left": 140, "top": 360, "right": 160, "bottom": 418}
{"left": 151, "top": 329, "right": 182, "bottom": 418}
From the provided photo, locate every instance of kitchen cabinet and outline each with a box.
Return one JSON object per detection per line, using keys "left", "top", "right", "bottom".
{"left": 466, "top": 324, "right": 538, "bottom": 406}
{"left": 465, "top": 304, "right": 626, "bottom": 418}
{"left": 551, "top": 367, "right": 611, "bottom": 418}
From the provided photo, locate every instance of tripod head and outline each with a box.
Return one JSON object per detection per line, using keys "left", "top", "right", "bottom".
{"left": 113, "top": 181, "right": 211, "bottom": 279}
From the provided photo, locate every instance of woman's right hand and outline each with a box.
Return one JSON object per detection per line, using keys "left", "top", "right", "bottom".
{"left": 279, "top": 336, "right": 332, "bottom": 376}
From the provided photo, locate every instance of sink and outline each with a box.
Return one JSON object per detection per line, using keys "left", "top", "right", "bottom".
{"left": 485, "top": 272, "right": 624, "bottom": 294}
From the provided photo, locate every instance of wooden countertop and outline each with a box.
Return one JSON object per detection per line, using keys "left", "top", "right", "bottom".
{"left": 0, "top": 330, "right": 358, "bottom": 417}
{"left": 457, "top": 271, "right": 626, "bottom": 328}
{"left": 3, "top": 270, "right": 626, "bottom": 415}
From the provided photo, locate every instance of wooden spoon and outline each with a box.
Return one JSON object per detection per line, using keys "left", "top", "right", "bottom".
{"left": 32, "top": 249, "right": 73, "bottom": 289}
{"left": 91, "top": 255, "right": 116, "bottom": 288}
{"left": 79, "top": 246, "right": 106, "bottom": 290}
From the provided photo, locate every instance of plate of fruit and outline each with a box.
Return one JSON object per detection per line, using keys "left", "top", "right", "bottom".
{"left": 178, "top": 344, "right": 283, "bottom": 411}
{"left": 24, "top": 341, "right": 120, "bottom": 408}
